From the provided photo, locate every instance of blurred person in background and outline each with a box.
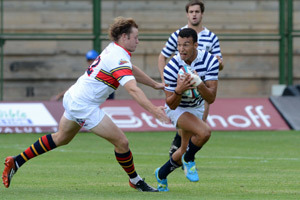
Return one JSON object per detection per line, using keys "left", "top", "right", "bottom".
{"left": 85, "top": 49, "right": 99, "bottom": 66}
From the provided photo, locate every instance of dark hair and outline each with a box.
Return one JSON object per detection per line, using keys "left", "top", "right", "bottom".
{"left": 185, "top": 0, "right": 205, "bottom": 13}
{"left": 108, "top": 16, "right": 138, "bottom": 42}
{"left": 178, "top": 28, "right": 198, "bottom": 43}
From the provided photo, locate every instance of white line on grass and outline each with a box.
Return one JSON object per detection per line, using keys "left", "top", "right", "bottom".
{"left": 2, "top": 145, "right": 299, "bottom": 161}
{"left": 56, "top": 149, "right": 300, "bottom": 161}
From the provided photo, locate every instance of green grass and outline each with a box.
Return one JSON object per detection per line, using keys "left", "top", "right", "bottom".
{"left": 0, "top": 131, "right": 300, "bottom": 200}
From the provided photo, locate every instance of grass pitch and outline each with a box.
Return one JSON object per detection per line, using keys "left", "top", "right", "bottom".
{"left": 0, "top": 131, "right": 299, "bottom": 200}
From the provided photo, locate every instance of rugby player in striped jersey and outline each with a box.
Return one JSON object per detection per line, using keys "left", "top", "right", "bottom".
{"left": 155, "top": 28, "right": 219, "bottom": 191}
{"left": 158, "top": 0, "right": 224, "bottom": 159}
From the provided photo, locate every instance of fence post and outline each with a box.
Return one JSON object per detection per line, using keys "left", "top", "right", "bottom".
{"left": 287, "top": 0, "right": 293, "bottom": 85}
{"left": 93, "top": 0, "right": 101, "bottom": 52}
{"left": 0, "top": 0, "right": 3, "bottom": 101}
{"left": 279, "top": 0, "right": 286, "bottom": 85}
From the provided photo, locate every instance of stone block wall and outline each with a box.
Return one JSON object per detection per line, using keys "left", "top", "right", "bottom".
{"left": 1, "top": 0, "right": 300, "bottom": 101}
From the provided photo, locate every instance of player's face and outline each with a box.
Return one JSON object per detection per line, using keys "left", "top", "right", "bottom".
{"left": 177, "top": 36, "right": 197, "bottom": 64}
{"left": 123, "top": 27, "right": 139, "bottom": 52}
{"left": 187, "top": 5, "right": 203, "bottom": 26}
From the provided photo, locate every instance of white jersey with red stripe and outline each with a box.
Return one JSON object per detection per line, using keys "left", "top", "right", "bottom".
{"left": 67, "top": 42, "right": 135, "bottom": 105}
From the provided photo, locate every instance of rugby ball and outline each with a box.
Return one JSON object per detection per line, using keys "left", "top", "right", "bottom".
{"left": 178, "top": 66, "right": 200, "bottom": 98}
{"left": 191, "top": 74, "right": 202, "bottom": 87}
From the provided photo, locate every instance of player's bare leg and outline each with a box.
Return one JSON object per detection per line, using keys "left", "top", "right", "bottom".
{"left": 169, "top": 101, "right": 209, "bottom": 158}
{"left": 2, "top": 116, "right": 81, "bottom": 188}
{"left": 177, "top": 112, "right": 211, "bottom": 182}
{"left": 91, "top": 115, "right": 158, "bottom": 192}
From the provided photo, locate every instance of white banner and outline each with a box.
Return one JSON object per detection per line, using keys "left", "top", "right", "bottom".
{"left": 0, "top": 103, "right": 58, "bottom": 127}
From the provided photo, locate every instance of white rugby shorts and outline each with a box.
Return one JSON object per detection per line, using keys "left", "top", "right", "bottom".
{"left": 63, "top": 91, "right": 105, "bottom": 130}
{"left": 165, "top": 104, "right": 204, "bottom": 128}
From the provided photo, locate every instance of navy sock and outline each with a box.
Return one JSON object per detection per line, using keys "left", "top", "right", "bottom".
{"left": 184, "top": 139, "right": 202, "bottom": 162}
{"left": 173, "top": 132, "right": 181, "bottom": 147}
{"left": 158, "top": 157, "right": 180, "bottom": 179}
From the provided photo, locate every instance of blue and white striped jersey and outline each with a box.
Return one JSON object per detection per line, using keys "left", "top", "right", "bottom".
{"left": 164, "top": 50, "right": 219, "bottom": 108}
{"left": 161, "top": 25, "right": 222, "bottom": 58}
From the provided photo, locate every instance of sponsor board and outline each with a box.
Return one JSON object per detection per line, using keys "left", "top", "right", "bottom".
{"left": 0, "top": 103, "right": 57, "bottom": 126}
{"left": 0, "top": 99, "right": 290, "bottom": 133}
{"left": 208, "top": 98, "right": 289, "bottom": 130}
{"left": 101, "top": 100, "right": 174, "bottom": 131}
{"left": 0, "top": 103, "right": 58, "bottom": 133}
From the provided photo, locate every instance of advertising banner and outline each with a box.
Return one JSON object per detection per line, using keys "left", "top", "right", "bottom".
{"left": 207, "top": 98, "right": 290, "bottom": 131}
{"left": 0, "top": 98, "right": 290, "bottom": 133}
{"left": 0, "top": 103, "right": 58, "bottom": 133}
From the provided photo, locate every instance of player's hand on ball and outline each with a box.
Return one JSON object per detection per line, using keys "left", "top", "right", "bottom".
{"left": 191, "top": 74, "right": 202, "bottom": 87}
{"left": 177, "top": 66, "right": 200, "bottom": 98}
{"left": 177, "top": 72, "right": 194, "bottom": 93}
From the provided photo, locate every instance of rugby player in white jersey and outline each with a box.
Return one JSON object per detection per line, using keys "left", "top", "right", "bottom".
{"left": 158, "top": 0, "right": 224, "bottom": 158}
{"left": 155, "top": 28, "right": 219, "bottom": 191}
{"left": 2, "top": 17, "right": 169, "bottom": 192}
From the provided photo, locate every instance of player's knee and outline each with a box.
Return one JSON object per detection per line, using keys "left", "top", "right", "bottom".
{"left": 52, "top": 132, "right": 71, "bottom": 146}
{"left": 178, "top": 147, "right": 186, "bottom": 156}
{"left": 118, "top": 137, "right": 129, "bottom": 151}
{"left": 57, "top": 136, "right": 72, "bottom": 146}
{"left": 202, "top": 125, "right": 211, "bottom": 141}
{"left": 196, "top": 125, "right": 211, "bottom": 142}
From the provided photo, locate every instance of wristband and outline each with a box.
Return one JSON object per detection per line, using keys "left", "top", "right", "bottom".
{"left": 174, "top": 90, "right": 182, "bottom": 95}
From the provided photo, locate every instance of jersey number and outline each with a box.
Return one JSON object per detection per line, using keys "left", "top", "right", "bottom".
{"left": 86, "top": 56, "right": 101, "bottom": 76}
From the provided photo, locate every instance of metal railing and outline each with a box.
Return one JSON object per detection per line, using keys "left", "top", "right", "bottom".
{"left": 0, "top": 0, "right": 297, "bottom": 100}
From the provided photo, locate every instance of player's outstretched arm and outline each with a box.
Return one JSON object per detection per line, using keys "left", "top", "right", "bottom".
{"left": 124, "top": 79, "right": 169, "bottom": 123}
{"left": 132, "top": 65, "right": 164, "bottom": 90}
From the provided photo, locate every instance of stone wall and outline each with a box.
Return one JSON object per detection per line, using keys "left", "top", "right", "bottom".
{"left": 1, "top": 0, "right": 300, "bottom": 101}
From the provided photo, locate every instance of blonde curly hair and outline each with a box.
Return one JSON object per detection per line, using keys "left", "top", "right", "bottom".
{"left": 108, "top": 17, "right": 138, "bottom": 42}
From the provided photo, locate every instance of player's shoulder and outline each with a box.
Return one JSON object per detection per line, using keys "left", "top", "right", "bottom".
{"left": 202, "top": 27, "right": 213, "bottom": 33}
{"left": 197, "top": 49, "right": 208, "bottom": 57}
{"left": 172, "top": 25, "right": 188, "bottom": 35}
{"left": 101, "top": 43, "right": 117, "bottom": 57}
{"left": 102, "top": 43, "right": 131, "bottom": 66}
{"left": 166, "top": 55, "right": 182, "bottom": 70}
{"left": 197, "top": 49, "right": 217, "bottom": 62}
{"left": 201, "top": 27, "right": 218, "bottom": 37}
{"left": 108, "top": 43, "right": 130, "bottom": 57}
{"left": 172, "top": 53, "right": 183, "bottom": 63}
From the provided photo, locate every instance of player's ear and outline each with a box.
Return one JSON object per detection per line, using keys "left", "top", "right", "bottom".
{"left": 120, "top": 33, "right": 127, "bottom": 41}
{"left": 122, "top": 33, "right": 126, "bottom": 39}
{"left": 194, "top": 42, "right": 198, "bottom": 48}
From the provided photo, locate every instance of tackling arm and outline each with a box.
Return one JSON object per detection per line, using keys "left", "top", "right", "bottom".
{"left": 124, "top": 79, "right": 169, "bottom": 123}
{"left": 132, "top": 65, "right": 164, "bottom": 90}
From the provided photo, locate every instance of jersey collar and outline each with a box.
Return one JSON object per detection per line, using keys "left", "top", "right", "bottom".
{"left": 114, "top": 42, "right": 132, "bottom": 57}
